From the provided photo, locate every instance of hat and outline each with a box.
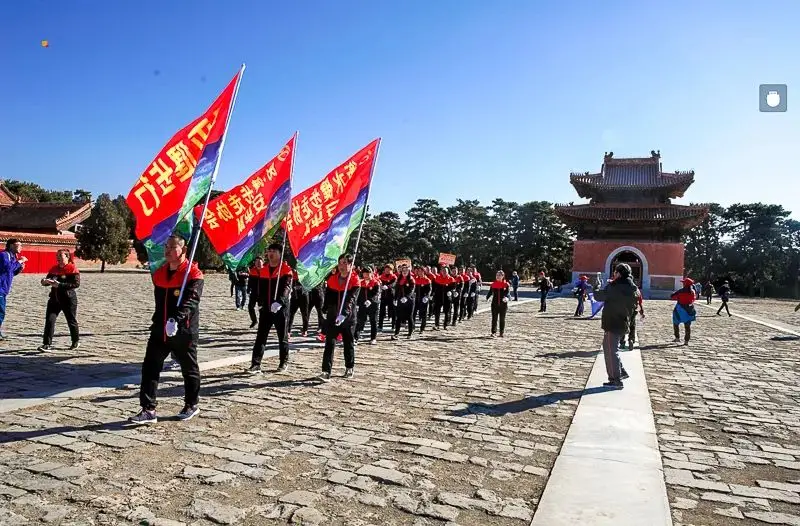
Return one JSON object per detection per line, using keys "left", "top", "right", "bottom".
{"left": 681, "top": 277, "right": 694, "bottom": 286}
{"left": 267, "top": 243, "right": 282, "bottom": 251}
{"left": 579, "top": 275, "right": 588, "bottom": 281}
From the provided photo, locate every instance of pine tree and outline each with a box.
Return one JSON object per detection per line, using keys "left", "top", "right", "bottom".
{"left": 75, "top": 194, "right": 131, "bottom": 272}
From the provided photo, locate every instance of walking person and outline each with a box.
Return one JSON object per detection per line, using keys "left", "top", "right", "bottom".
{"left": 288, "top": 269, "right": 310, "bottom": 337}
{"left": 486, "top": 270, "right": 510, "bottom": 337}
{"left": 378, "top": 264, "right": 397, "bottom": 331}
{"left": 510, "top": 271, "right": 520, "bottom": 301}
{"left": 702, "top": 280, "right": 715, "bottom": 305}
{"left": 392, "top": 265, "right": 416, "bottom": 340}
{"left": 247, "top": 244, "right": 293, "bottom": 374}
{"left": 594, "top": 263, "right": 639, "bottom": 388}
{"left": 537, "top": 271, "right": 552, "bottom": 312}
{"left": 414, "top": 266, "right": 432, "bottom": 332}
{"left": 355, "top": 266, "right": 380, "bottom": 344}
{"left": 38, "top": 249, "right": 81, "bottom": 351}
{"left": 0, "top": 238, "right": 27, "bottom": 340}
{"left": 464, "top": 268, "right": 477, "bottom": 320}
{"left": 233, "top": 265, "right": 248, "bottom": 310}
{"left": 620, "top": 293, "right": 645, "bottom": 349}
{"left": 716, "top": 280, "right": 732, "bottom": 317}
{"left": 320, "top": 254, "right": 360, "bottom": 381}
{"left": 671, "top": 277, "right": 698, "bottom": 346}
{"left": 127, "top": 235, "right": 203, "bottom": 425}
{"left": 247, "top": 257, "right": 267, "bottom": 328}
{"left": 574, "top": 275, "right": 589, "bottom": 316}
{"left": 308, "top": 281, "right": 326, "bottom": 337}
{"left": 451, "top": 268, "right": 464, "bottom": 326}
{"left": 433, "top": 266, "right": 455, "bottom": 330}
{"left": 471, "top": 266, "right": 482, "bottom": 313}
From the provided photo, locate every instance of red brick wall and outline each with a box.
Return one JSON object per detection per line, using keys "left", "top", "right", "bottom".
{"left": 572, "top": 240, "right": 685, "bottom": 276}
{"left": 2, "top": 246, "right": 141, "bottom": 273}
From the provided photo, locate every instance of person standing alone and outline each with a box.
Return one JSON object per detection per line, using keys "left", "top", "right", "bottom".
{"left": 39, "top": 249, "right": 80, "bottom": 351}
{"left": 716, "top": 280, "right": 732, "bottom": 317}
{"left": 510, "top": 271, "right": 520, "bottom": 301}
{"left": 537, "top": 271, "right": 551, "bottom": 312}
{"left": 671, "top": 278, "right": 698, "bottom": 345}
{"left": 0, "top": 238, "right": 27, "bottom": 340}
{"left": 594, "top": 263, "right": 638, "bottom": 388}
{"left": 486, "top": 270, "right": 510, "bottom": 337}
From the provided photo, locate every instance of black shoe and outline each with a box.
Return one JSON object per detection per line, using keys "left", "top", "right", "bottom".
{"left": 126, "top": 409, "right": 157, "bottom": 426}
{"left": 621, "top": 370, "right": 629, "bottom": 380}
{"left": 250, "top": 321, "right": 257, "bottom": 328}
{"left": 37, "top": 344, "right": 51, "bottom": 351}
{"left": 70, "top": 341, "right": 80, "bottom": 350}
{"left": 177, "top": 405, "right": 199, "bottom": 421}
{"left": 603, "top": 381, "right": 624, "bottom": 389}
{"left": 247, "top": 365, "right": 261, "bottom": 375}
{"left": 277, "top": 362, "right": 288, "bottom": 373}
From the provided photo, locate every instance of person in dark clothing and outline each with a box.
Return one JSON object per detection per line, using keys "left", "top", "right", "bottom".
{"left": 537, "top": 271, "right": 551, "bottom": 312}
{"left": 308, "top": 281, "right": 326, "bottom": 338}
{"left": 320, "top": 254, "right": 360, "bottom": 381}
{"left": 486, "top": 270, "right": 510, "bottom": 337}
{"left": 574, "top": 275, "right": 589, "bottom": 316}
{"left": 227, "top": 267, "right": 236, "bottom": 298}
{"left": 0, "top": 238, "right": 27, "bottom": 340}
{"left": 355, "top": 266, "right": 380, "bottom": 344}
{"left": 471, "top": 266, "right": 482, "bottom": 313}
{"left": 463, "top": 268, "right": 477, "bottom": 320}
{"left": 288, "top": 269, "right": 310, "bottom": 337}
{"left": 127, "top": 235, "right": 204, "bottom": 425}
{"left": 451, "top": 268, "right": 464, "bottom": 326}
{"left": 234, "top": 265, "right": 249, "bottom": 310}
{"left": 247, "top": 244, "right": 293, "bottom": 374}
{"left": 392, "top": 265, "right": 416, "bottom": 340}
{"left": 620, "top": 293, "right": 645, "bottom": 349}
{"left": 716, "top": 280, "right": 732, "bottom": 317}
{"left": 378, "top": 264, "right": 397, "bottom": 331}
{"left": 594, "top": 263, "right": 639, "bottom": 388}
{"left": 510, "top": 271, "right": 520, "bottom": 301}
{"left": 702, "top": 281, "right": 715, "bottom": 305}
{"left": 671, "top": 278, "right": 698, "bottom": 345}
{"left": 433, "top": 266, "right": 455, "bottom": 330}
{"left": 414, "top": 267, "right": 432, "bottom": 332}
{"left": 38, "top": 249, "right": 80, "bottom": 351}
{"left": 247, "top": 257, "right": 267, "bottom": 328}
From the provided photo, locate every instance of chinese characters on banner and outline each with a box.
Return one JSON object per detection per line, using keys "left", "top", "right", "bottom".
{"left": 196, "top": 135, "right": 295, "bottom": 255}
{"left": 287, "top": 139, "right": 379, "bottom": 251}
{"left": 395, "top": 258, "right": 412, "bottom": 269}
{"left": 438, "top": 253, "right": 456, "bottom": 266}
{"left": 126, "top": 70, "right": 241, "bottom": 243}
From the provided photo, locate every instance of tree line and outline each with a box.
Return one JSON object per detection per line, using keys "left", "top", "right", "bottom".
{"left": 7, "top": 179, "right": 796, "bottom": 298}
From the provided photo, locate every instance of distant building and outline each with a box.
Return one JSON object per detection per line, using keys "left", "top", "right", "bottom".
{"left": 555, "top": 151, "right": 709, "bottom": 299}
{"left": 0, "top": 183, "right": 92, "bottom": 273}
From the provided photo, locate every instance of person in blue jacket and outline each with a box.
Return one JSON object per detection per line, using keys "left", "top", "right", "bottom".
{"left": 0, "top": 238, "right": 27, "bottom": 340}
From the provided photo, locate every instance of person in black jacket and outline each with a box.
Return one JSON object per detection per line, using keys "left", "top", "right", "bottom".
{"left": 451, "top": 268, "right": 464, "bottom": 326}
{"left": 246, "top": 257, "right": 267, "bottom": 327}
{"left": 233, "top": 265, "right": 249, "bottom": 310}
{"left": 320, "top": 254, "right": 361, "bottom": 381}
{"left": 392, "top": 265, "right": 416, "bottom": 340}
{"left": 463, "top": 269, "right": 478, "bottom": 320}
{"left": 355, "top": 266, "right": 380, "bottom": 344}
{"left": 378, "top": 264, "right": 397, "bottom": 331}
{"left": 537, "top": 271, "right": 552, "bottom": 312}
{"left": 38, "top": 249, "right": 80, "bottom": 351}
{"left": 414, "top": 267, "right": 432, "bottom": 332}
{"left": 288, "top": 269, "right": 310, "bottom": 337}
{"left": 433, "top": 266, "right": 456, "bottom": 330}
{"left": 716, "top": 280, "right": 732, "bottom": 317}
{"left": 308, "top": 281, "right": 326, "bottom": 338}
{"left": 486, "top": 270, "right": 510, "bottom": 337}
{"left": 594, "top": 263, "right": 639, "bottom": 388}
{"left": 128, "top": 235, "right": 204, "bottom": 425}
{"left": 247, "top": 244, "right": 293, "bottom": 374}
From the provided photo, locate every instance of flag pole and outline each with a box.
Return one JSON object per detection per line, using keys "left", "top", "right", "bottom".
{"left": 337, "top": 138, "right": 382, "bottom": 318}
{"left": 275, "top": 131, "right": 298, "bottom": 302}
{"left": 178, "top": 63, "right": 246, "bottom": 304}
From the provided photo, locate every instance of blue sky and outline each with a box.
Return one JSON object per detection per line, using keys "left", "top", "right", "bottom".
{"left": 1, "top": 1, "right": 798, "bottom": 219}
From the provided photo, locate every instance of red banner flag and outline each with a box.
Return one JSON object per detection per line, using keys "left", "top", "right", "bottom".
{"left": 194, "top": 135, "right": 295, "bottom": 267}
{"left": 126, "top": 71, "right": 240, "bottom": 242}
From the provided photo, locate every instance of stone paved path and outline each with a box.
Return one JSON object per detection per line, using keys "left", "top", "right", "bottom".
{"left": 1, "top": 273, "right": 798, "bottom": 525}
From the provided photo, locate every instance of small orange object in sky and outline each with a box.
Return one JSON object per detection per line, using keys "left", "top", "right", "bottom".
{"left": 41, "top": 40, "right": 49, "bottom": 48}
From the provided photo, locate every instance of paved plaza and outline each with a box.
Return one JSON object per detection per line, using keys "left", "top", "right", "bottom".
{"left": 0, "top": 273, "right": 798, "bottom": 525}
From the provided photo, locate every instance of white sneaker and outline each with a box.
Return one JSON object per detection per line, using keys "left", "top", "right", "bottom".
{"left": 344, "top": 368, "right": 354, "bottom": 378}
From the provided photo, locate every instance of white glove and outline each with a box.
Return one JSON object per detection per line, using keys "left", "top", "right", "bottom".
{"left": 453, "top": 292, "right": 459, "bottom": 298}
{"left": 446, "top": 292, "right": 452, "bottom": 298}
{"left": 364, "top": 300, "right": 371, "bottom": 308}
{"left": 393, "top": 300, "right": 398, "bottom": 306}
{"left": 381, "top": 285, "right": 388, "bottom": 290}
{"left": 270, "top": 302, "right": 282, "bottom": 313}
{"left": 422, "top": 297, "right": 429, "bottom": 304}
{"left": 335, "top": 315, "right": 345, "bottom": 325}
{"left": 400, "top": 297, "right": 407, "bottom": 304}
{"left": 502, "top": 297, "right": 508, "bottom": 303}
{"left": 470, "top": 293, "right": 475, "bottom": 297}
{"left": 165, "top": 318, "right": 178, "bottom": 337}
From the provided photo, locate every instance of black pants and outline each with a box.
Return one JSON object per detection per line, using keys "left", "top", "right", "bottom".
{"left": 248, "top": 293, "right": 259, "bottom": 325}
{"left": 717, "top": 300, "right": 730, "bottom": 315}
{"left": 355, "top": 304, "right": 378, "bottom": 341}
{"left": 308, "top": 291, "right": 325, "bottom": 333}
{"left": 251, "top": 310, "right": 289, "bottom": 366}
{"left": 394, "top": 301, "right": 415, "bottom": 337}
{"left": 43, "top": 298, "right": 79, "bottom": 346}
{"left": 322, "top": 321, "right": 355, "bottom": 372}
{"left": 705, "top": 294, "right": 713, "bottom": 305}
{"left": 466, "top": 294, "right": 475, "bottom": 319}
{"left": 459, "top": 294, "right": 469, "bottom": 321}
{"left": 575, "top": 296, "right": 585, "bottom": 316}
{"left": 416, "top": 301, "right": 429, "bottom": 331}
{"left": 491, "top": 305, "right": 507, "bottom": 335}
{"left": 513, "top": 287, "right": 519, "bottom": 301}
{"left": 140, "top": 333, "right": 200, "bottom": 410}
{"left": 673, "top": 322, "right": 691, "bottom": 342}
{"left": 289, "top": 292, "right": 310, "bottom": 334}
{"left": 435, "top": 299, "right": 452, "bottom": 328}
{"left": 379, "top": 292, "right": 394, "bottom": 330}
{"left": 451, "top": 291, "right": 461, "bottom": 324}
{"left": 620, "top": 314, "right": 637, "bottom": 345}
{"left": 539, "top": 291, "right": 547, "bottom": 312}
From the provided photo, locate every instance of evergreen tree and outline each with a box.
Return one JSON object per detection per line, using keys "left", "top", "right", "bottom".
{"left": 75, "top": 194, "right": 131, "bottom": 272}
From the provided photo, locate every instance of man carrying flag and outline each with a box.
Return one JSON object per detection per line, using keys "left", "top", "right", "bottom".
{"left": 320, "top": 254, "right": 360, "bottom": 380}
{"left": 248, "top": 244, "right": 293, "bottom": 373}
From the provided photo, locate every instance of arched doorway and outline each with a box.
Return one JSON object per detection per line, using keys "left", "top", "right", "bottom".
{"left": 610, "top": 250, "right": 643, "bottom": 288}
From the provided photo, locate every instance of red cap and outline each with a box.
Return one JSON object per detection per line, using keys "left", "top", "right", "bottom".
{"left": 681, "top": 277, "right": 694, "bottom": 286}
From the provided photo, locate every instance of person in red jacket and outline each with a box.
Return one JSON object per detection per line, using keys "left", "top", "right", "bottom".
{"left": 671, "top": 278, "right": 697, "bottom": 346}
{"left": 246, "top": 257, "right": 267, "bottom": 328}
{"left": 355, "top": 266, "right": 381, "bottom": 344}
{"left": 392, "top": 264, "right": 416, "bottom": 340}
{"left": 320, "top": 254, "right": 361, "bottom": 381}
{"left": 414, "top": 267, "right": 433, "bottom": 332}
{"left": 247, "top": 244, "right": 293, "bottom": 373}
{"left": 128, "top": 235, "right": 203, "bottom": 425}
{"left": 433, "top": 266, "right": 456, "bottom": 330}
{"left": 378, "top": 264, "right": 397, "bottom": 331}
{"left": 486, "top": 270, "right": 510, "bottom": 337}
{"left": 38, "top": 249, "right": 80, "bottom": 351}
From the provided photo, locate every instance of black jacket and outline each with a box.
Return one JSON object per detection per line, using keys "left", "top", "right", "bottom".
{"left": 255, "top": 262, "right": 293, "bottom": 310}
{"left": 43, "top": 263, "right": 80, "bottom": 304}
{"left": 358, "top": 279, "right": 381, "bottom": 308}
{"left": 323, "top": 271, "right": 361, "bottom": 326}
{"left": 594, "top": 276, "right": 639, "bottom": 334}
{"left": 151, "top": 260, "right": 204, "bottom": 343}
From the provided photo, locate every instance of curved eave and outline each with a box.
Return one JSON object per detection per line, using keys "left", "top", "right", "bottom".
{"left": 554, "top": 205, "right": 710, "bottom": 226}
{"left": 55, "top": 203, "right": 93, "bottom": 231}
{"left": 569, "top": 174, "right": 695, "bottom": 199}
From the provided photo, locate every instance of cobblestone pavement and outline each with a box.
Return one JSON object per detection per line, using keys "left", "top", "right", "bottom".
{"left": 0, "top": 277, "right": 603, "bottom": 525}
{"left": 637, "top": 301, "right": 800, "bottom": 526}
{"left": 704, "top": 297, "right": 800, "bottom": 330}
